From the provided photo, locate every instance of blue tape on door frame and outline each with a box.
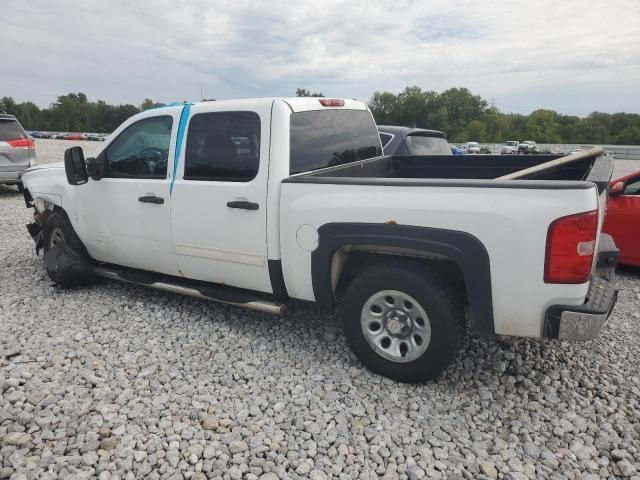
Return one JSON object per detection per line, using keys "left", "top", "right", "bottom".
{"left": 170, "top": 103, "right": 192, "bottom": 194}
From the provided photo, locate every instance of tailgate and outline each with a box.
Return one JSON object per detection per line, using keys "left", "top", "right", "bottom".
{"left": 0, "top": 119, "right": 30, "bottom": 172}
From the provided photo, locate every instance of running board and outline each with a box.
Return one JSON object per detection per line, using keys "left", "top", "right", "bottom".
{"left": 93, "top": 266, "right": 285, "bottom": 315}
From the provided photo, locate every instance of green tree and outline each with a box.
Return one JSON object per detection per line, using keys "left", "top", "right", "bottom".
{"left": 296, "top": 88, "right": 324, "bottom": 97}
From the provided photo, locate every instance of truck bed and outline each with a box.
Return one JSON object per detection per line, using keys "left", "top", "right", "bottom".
{"left": 284, "top": 153, "right": 614, "bottom": 193}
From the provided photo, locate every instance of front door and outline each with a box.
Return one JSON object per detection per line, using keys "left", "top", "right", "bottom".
{"left": 74, "top": 113, "right": 181, "bottom": 276}
{"left": 605, "top": 173, "right": 640, "bottom": 265}
{"left": 170, "top": 101, "right": 273, "bottom": 293}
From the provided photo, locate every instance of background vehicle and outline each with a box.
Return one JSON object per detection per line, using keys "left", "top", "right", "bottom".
{"left": 62, "top": 132, "right": 85, "bottom": 140}
{"left": 603, "top": 171, "right": 640, "bottom": 266}
{"left": 519, "top": 140, "right": 538, "bottom": 154}
{"left": 30, "top": 131, "right": 48, "bottom": 139}
{"left": 450, "top": 144, "right": 464, "bottom": 155}
{"left": 378, "top": 126, "right": 451, "bottom": 156}
{"left": 0, "top": 114, "right": 36, "bottom": 190}
{"left": 501, "top": 140, "right": 519, "bottom": 154}
{"left": 462, "top": 141, "right": 480, "bottom": 154}
{"left": 22, "top": 97, "right": 617, "bottom": 383}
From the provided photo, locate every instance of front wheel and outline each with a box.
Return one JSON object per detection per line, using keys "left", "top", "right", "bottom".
{"left": 42, "top": 210, "right": 95, "bottom": 287}
{"left": 341, "top": 261, "right": 466, "bottom": 383}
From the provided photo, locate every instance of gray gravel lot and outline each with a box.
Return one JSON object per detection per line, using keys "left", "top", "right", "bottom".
{"left": 2, "top": 147, "right": 640, "bottom": 479}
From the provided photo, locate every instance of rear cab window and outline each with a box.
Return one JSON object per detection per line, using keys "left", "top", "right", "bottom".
{"left": 290, "top": 109, "right": 382, "bottom": 174}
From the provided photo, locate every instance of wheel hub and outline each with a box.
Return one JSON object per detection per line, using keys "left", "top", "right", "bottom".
{"left": 360, "top": 290, "right": 431, "bottom": 363}
{"left": 384, "top": 310, "right": 411, "bottom": 337}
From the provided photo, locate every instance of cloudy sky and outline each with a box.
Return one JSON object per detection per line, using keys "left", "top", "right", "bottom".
{"left": 3, "top": 0, "right": 640, "bottom": 115}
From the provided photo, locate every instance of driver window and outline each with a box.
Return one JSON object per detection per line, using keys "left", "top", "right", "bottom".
{"left": 623, "top": 178, "right": 640, "bottom": 196}
{"left": 104, "top": 116, "right": 173, "bottom": 178}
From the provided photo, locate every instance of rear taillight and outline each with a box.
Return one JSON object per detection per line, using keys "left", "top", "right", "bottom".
{"left": 319, "top": 98, "right": 345, "bottom": 107}
{"left": 7, "top": 138, "right": 35, "bottom": 149}
{"left": 544, "top": 210, "right": 598, "bottom": 284}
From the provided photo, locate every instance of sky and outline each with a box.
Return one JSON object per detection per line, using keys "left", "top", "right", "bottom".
{"left": 2, "top": 0, "right": 640, "bottom": 116}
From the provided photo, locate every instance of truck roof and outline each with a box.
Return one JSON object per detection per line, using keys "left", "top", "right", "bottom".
{"left": 160, "top": 97, "right": 369, "bottom": 113}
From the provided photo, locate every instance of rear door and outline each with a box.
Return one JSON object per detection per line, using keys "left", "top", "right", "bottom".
{"left": 0, "top": 118, "right": 30, "bottom": 179}
{"left": 170, "top": 100, "right": 273, "bottom": 293}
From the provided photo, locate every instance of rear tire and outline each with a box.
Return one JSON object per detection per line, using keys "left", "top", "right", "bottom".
{"left": 341, "top": 260, "right": 466, "bottom": 383}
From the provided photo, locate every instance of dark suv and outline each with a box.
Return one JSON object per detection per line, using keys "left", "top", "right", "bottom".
{"left": 378, "top": 125, "right": 451, "bottom": 156}
{"left": 0, "top": 114, "right": 36, "bottom": 191}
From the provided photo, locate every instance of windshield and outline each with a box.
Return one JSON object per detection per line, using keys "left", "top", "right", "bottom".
{"left": 468, "top": 142, "right": 479, "bottom": 147}
{"left": 505, "top": 141, "right": 518, "bottom": 146}
{"left": 290, "top": 109, "right": 382, "bottom": 174}
{"left": 403, "top": 135, "right": 451, "bottom": 155}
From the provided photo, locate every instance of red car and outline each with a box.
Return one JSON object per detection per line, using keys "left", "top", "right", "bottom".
{"left": 62, "top": 133, "right": 85, "bottom": 140}
{"left": 603, "top": 171, "right": 640, "bottom": 266}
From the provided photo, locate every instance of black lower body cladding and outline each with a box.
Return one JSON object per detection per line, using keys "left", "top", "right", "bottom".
{"left": 311, "top": 223, "right": 494, "bottom": 336}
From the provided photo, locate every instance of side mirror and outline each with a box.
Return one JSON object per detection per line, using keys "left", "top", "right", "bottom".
{"left": 64, "top": 146, "right": 88, "bottom": 185}
{"left": 610, "top": 181, "right": 624, "bottom": 196}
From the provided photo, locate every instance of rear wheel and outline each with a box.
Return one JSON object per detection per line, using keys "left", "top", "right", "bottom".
{"left": 341, "top": 260, "right": 466, "bottom": 383}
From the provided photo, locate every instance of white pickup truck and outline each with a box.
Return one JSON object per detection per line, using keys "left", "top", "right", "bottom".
{"left": 21, "top": 97, "right": 618, "bottom": 383}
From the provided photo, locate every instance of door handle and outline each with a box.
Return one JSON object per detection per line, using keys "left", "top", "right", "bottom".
{"left": 138, "top": 195, "right": 164, "bottom": 204}
{"left": 227, "top": 200, "right": 259, "bottom": 210}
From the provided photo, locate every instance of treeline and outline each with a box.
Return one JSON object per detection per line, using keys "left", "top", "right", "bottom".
{"left": 370, "top": 87, "right": 640, "bottom": 145}
{"left": 0, "top": 94, "right": 164, "bottom": 133}
{"left": 3, "top": 88, "right": 640, "bottom": 145}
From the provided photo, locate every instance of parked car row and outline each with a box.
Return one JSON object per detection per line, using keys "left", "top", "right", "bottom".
{"left": 29, "top": 131, "right": 108, "bottom": 141}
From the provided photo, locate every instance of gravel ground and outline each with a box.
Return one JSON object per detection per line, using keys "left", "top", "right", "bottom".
{"left": 1, "top": 182, "right": 640, "bottom": 480}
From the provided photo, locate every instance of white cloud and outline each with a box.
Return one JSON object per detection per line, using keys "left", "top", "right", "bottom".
{"left": 3, "top": 0, "right": 639, "bottom": 114}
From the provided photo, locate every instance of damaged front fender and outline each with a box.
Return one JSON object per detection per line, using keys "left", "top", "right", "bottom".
{"left": 43, "top": 243, "right": 96, "bottom": 288}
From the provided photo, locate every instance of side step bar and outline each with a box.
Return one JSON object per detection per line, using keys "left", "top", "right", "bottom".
{"left": 93, "top": 266, "right": 285, "bottom": 315}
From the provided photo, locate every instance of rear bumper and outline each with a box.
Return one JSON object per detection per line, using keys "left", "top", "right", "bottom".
{"left": 543, "top": 234, "right": 618, "bottom": 341}
{"left": 0, "top": 170, "right": 24, "bottom": 183}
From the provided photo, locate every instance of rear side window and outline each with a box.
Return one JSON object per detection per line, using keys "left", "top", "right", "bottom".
{"left": 0, "top": 120, "right": 26, "bottom": 141}
{"left": 401, "top": 135, "right": 451, "bottom": 155}
{"left": 185, "top": 112, "right": 260, "bottom": 182}
{"left": 290, "top": 110, "right": 382, "bottom": 174}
